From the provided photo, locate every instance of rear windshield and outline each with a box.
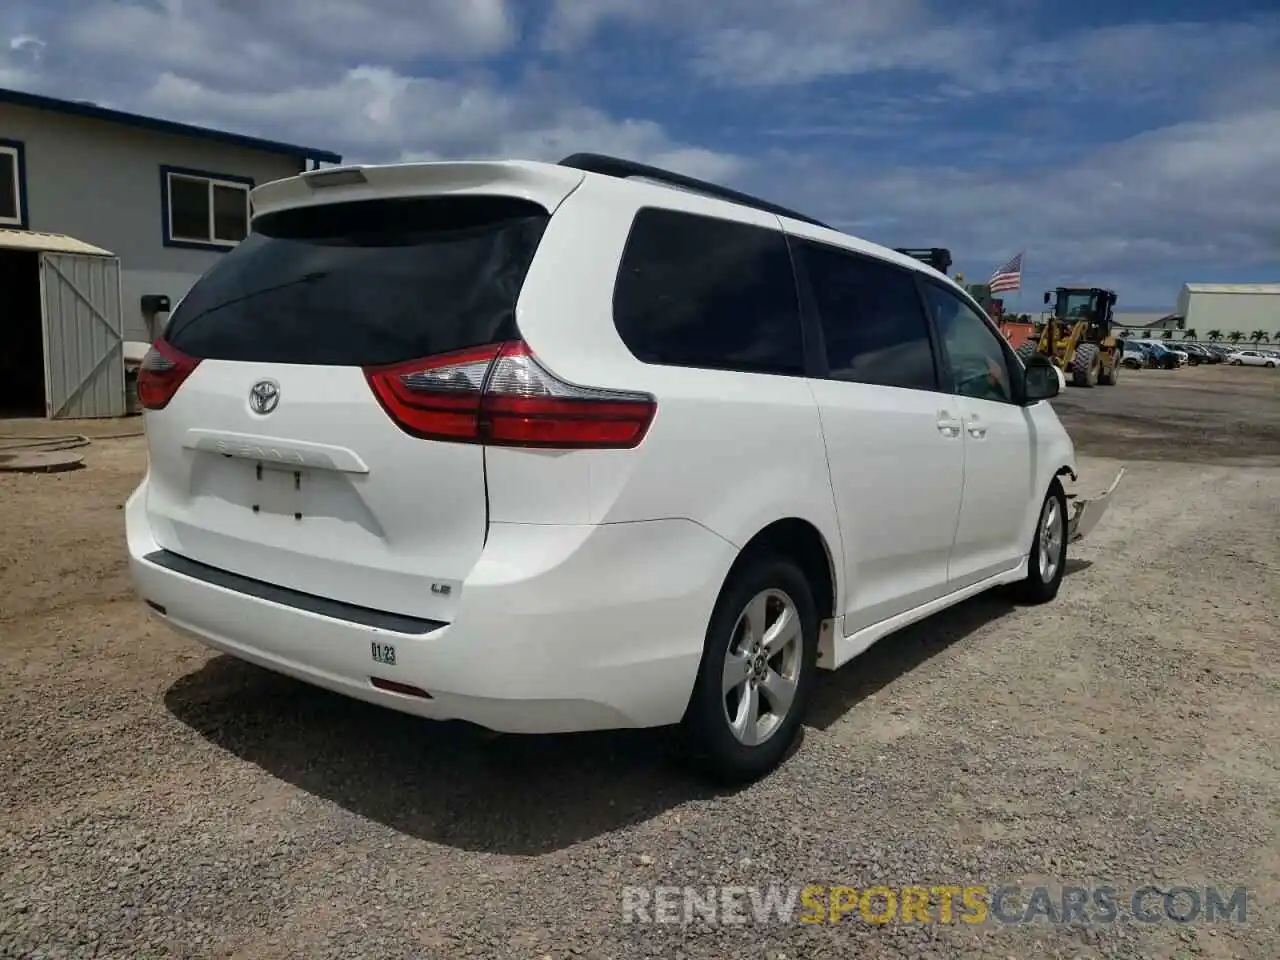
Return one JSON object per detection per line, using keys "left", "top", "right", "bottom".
{"left": 163, "top": 195, "right": 549, "bottom": 366}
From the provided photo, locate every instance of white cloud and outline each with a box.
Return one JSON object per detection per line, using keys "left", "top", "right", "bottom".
{"left": 0, "top": 0, "right": 743, "bottom": 179}
{"left": 755, "top": 101, "right": 1280, "bottom": 306}
{"left": 543, "top": 0, "right": 989, "bottom": 86}
{"left": 67, "top": 0, "right": 517, "bottom": 67}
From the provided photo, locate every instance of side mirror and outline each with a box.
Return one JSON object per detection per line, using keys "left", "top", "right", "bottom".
{"left": 1023, "top": 354, "right": 1061, "bottom": 403}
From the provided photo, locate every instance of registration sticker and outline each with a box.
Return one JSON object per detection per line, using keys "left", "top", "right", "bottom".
{"left": 371, "top": 641, "right": 397, "bottom": 666}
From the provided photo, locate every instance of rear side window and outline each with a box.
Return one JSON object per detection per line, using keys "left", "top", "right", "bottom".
{"left": 794, "top": 239, "right": 939, "bottom": 391}
{"left": 163, "top": 195, "right": 549, "bottom": 366}
{"left": 612, "top": 207, "right": 804, "bottom": 376}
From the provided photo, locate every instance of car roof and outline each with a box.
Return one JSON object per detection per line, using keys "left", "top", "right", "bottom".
{"left": 569, "top": 165, "right": 965, "bottom": 293}
{"left": 251, "top": 157, "right": 971, "bottom": 301}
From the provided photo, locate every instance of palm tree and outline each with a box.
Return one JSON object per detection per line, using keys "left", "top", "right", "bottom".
{"left": 1227, "top": 331, "right": 1245, "bottom": 343}
{"left": 1207, "top": 329, "right": 1223, "bottom": 341}
{"left": 1250, "top": 330, "right": 1268, "bottom": 345}
{"left": 1142, "top": 329, "right": 1152, "bottom": 339}
{"left": 1161, "top": 329, "right": 1173, "bottom": 340}
{"left": 1183, "top": 328, "right": 1198, "bottom": 340}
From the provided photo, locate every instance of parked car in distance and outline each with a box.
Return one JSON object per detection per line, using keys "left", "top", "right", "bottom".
{"left": 1206, "top": 344, "right": 1235, "bottom": 361}
{"left": 125, "top": 154, "right": 1122, "bottom": 782}
{"left": 1179, "top": 343, "right": 1214, "bottom": 365}
{"left": 1227, "top": 350, "right": 1277, "bottom": 367}
{"left": 1196, "top": 344, "right": 1224, "bottom": 363}
{"left": 1120, "top": 341, "right": 1148, "bottom": 369}
{"left": 1134, "top": 341, "right": 1179, "bottom": 369}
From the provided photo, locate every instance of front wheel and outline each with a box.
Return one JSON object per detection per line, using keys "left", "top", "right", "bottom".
{"left": 1013, "top": 480, "right": 1068, "bottom": 604}
{"left": 682, "top": 554, "right": 819, "bottom": 784}
{"left": 1071, "top": 343, "right": 1100, "bottom": 387}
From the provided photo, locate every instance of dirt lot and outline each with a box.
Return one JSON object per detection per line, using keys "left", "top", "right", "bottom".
{"left": 1, "top": 365, "right": 1278, "bottom": 959}
{"left": 1053, "top": 361, "right": 1280, "bottom": 465}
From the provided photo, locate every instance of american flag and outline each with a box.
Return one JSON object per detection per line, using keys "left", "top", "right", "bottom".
{"left": 988, "top": 252, "right": 1023, "bottom": 294}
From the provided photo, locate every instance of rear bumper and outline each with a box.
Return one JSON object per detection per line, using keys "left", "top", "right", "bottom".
{"left": 126, "top": 482, "right": 737, "bottom": 733}
{"left": 1067, "top": 466, "right": 1125, "bottom": 543}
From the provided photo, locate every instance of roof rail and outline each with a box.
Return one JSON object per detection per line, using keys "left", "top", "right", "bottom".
{"left": 557, "top": 153, "right": 831, "bottom": 229}
{"left": 894, "top": 248, "right": 953, "bottom": 274}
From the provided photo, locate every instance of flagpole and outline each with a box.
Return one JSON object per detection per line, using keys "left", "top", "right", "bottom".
{"left": 1017, "top": 252, "right": 1024, "bottom": 317}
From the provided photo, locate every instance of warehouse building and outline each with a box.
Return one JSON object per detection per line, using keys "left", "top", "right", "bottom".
{"left": 0, "top": 87, "right": 341, "bottom": 418}
{"left": 1175, "top": 283, "right": 1280, "bottom": 342}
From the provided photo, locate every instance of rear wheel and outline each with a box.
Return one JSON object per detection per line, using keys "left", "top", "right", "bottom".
{"left": 1071, "top": 343, "right": 1100, "bottom": 387}
{"left": 1267, "top": 361, "right": 1276, "bottom": 368}
{"left": 1014, "top": 479, "right": 1068, "bottom": 604}
{"left": 682, "top": 554, "right": 818, "bottom": 784}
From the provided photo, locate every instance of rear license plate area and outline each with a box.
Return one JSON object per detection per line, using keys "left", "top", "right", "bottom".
{"left": 250, "top": 461, "right": 306, "bottom": 519}
{"left": 371, "top": 641, "right": 397, "bottom": 666}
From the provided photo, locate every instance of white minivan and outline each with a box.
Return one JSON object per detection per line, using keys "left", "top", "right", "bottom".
{"left": 126, "top": 154, "right": 1119, "bottom": 781}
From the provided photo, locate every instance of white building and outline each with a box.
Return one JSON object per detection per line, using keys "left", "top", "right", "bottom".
{"left": 1175, "top": 283, "right": 1280, "bottom": 342}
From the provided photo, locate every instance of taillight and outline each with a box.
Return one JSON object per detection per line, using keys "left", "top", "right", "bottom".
{"left": 137, "top": 339, "right": 201, "bottom": 410}
{"left": 364, "top": 340, "right": 656, "bottom": 449}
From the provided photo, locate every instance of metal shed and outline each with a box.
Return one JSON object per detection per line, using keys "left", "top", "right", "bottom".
{"left": 0, "top": 229, "right": 126, "bottom": 418}
{"left": 1175, "top": 283, "right": 1280, "bottom": 342}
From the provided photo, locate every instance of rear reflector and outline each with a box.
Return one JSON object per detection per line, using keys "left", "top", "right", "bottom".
{"left": 370, "top": 677, "right": 433, "bottom": 699}
{"left": 137, "top": 339, "right": 201, "bottom": 410}
{"left": 364, "top": 340, "right": 656, "bottom": 449}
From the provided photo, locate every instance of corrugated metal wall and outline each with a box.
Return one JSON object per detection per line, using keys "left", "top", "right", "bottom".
{"left": 1184, "top": 292, "right": 1280, "bottom": 340}
{"left": 40, "top": 252, "right": 126, "bottom": 418}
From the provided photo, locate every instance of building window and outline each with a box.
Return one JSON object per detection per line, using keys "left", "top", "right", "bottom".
{"left": 0, "top": 138, "right": 27, "bottom": 229}
{"left": 161, "top": 165, "right": 253, "bottom": 250}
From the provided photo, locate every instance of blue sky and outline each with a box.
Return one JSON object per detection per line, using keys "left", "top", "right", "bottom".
{"left": 2, "top": 0, "right": 1278, "bottom": 308}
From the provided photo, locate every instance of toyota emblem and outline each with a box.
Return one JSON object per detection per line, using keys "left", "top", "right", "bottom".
{"left": 249, "top": 380, "right": 280, "bottom": 415}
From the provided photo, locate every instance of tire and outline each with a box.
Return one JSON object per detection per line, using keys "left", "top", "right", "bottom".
{"left": 1267, "top": 361, "right": 1276, "bottom": 369}
{"left": 1014, "top": 479, "right": 1068, "bottom": 604}
{"left": 1071, "top": 343, "right": 1100, "bottom": 387}
{"left": 682, "top": 553, "right": 819, "bottom": 784}
{"left": 1098, "top": 351, "right": 1119, "bottom": 385}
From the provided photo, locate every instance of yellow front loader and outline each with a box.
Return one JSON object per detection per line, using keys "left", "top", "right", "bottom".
{"left": 1016, "top": 287, "right": 1121, "bottom": 387}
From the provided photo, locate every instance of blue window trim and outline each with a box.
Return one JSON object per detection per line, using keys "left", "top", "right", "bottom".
{"left": 0, "top": 137, "right": 29, "bottom": 230}
{"left": 160, "top": 165, "right": 255, "bottom": 253}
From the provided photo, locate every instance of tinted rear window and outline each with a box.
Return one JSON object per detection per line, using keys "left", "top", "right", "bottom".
{"left": 164, "top": 195, "right": 549, "bottom": 366}
{"left": 612, "top": 207, "right": 804, "bottom": 376}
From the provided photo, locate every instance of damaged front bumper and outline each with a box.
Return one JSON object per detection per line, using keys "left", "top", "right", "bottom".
{"left": 1065, "top": 465, "right": 1125, "bottom": 543}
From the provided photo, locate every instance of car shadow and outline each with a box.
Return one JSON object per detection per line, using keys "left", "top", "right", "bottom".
{"left": 165, "top": 657, "right": 727, "bottom": 855}
{"left": 163, "top": 561, "right": 1091, "bottom": 855}
{"left": 806, "top": 559, "right": 1092, "bottom": 730}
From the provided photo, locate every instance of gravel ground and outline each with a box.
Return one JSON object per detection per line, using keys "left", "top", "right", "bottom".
{"left": 1, "top": 366, "right": 1278, "bottom": 959}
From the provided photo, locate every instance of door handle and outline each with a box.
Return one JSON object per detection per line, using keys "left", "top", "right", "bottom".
{"left": 936, "top": 411, "right": 961, "bottom": 438}
{"left": 964, "top": 414, "right": 987, "bottom": 439}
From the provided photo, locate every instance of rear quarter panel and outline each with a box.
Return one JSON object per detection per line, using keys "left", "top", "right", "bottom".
{"left": 491, "top": 177, "right": 844, "bottom": 599}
